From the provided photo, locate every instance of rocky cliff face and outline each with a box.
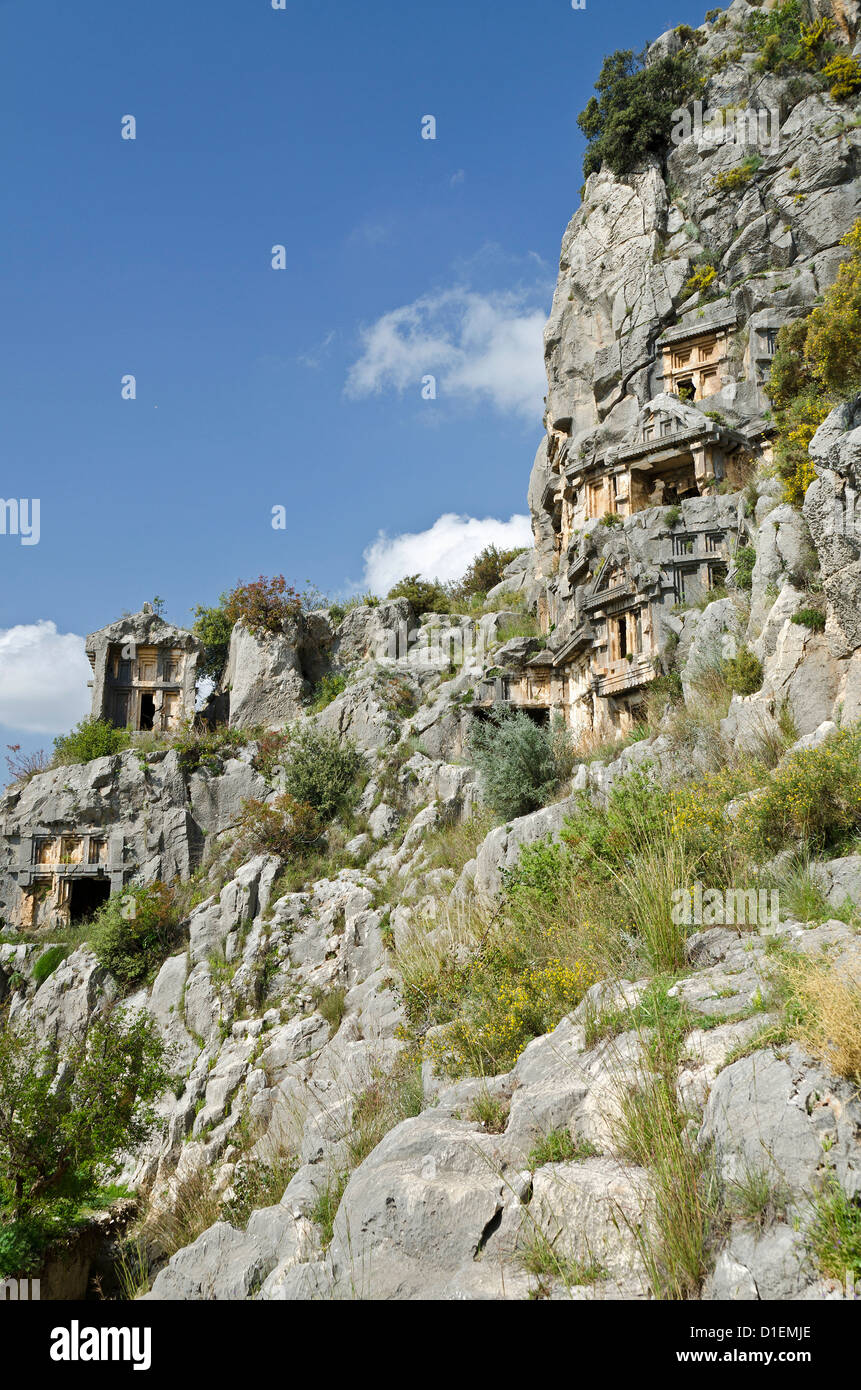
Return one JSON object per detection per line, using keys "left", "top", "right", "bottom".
{"left": 528, "top": 0, "right": 861, "bottom": 743}
{"left": 2, "top": 0, "right": 861, "bottom": 1303}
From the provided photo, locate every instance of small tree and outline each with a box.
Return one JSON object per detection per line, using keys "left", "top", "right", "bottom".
{"left": 577, "top": 46, "right": 704, "bottom": 178}
{"left": 192, "top": 596, "right": 234, "bottom": 680}
{"left": 448, "top": 545, "right": 527, "bottom": 607}
{"left": 280, "top": 727, "right": 365, "bottom": 821}
{"left": 193, "top": 576, "right": 305, "bottom": 680}
{"left": 224, "top": 575, "right": 303, "bottom": 636}
{"left": 0, "top": 1011, "right": 171, "bottom": 1226}
{"left": 469, "top": 707, "right": 560, "bottom": 820}
{"left": 386, "top": 575, "right": 450, "bottom": 615}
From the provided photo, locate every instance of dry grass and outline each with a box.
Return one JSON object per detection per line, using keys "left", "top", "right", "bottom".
{"left": 421, "top": 809, "right": 496, "bottom": 877}
{"left": 143, "top": 1166, "right": 222, "bottom": 1260}
{"left": 786, "top": 953, "right": 861, "bottom": 1084}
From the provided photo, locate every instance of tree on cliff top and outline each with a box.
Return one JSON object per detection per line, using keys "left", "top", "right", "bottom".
{"left": 577, "top": 46, "right": 704, "bottom": 179}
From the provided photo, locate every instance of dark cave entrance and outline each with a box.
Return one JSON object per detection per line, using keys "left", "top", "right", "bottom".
{"left": 139, "top": 693, "right": 155, "bottom": 732}
{"left": 69, "top": 877, "right": 111, "bottom": 923}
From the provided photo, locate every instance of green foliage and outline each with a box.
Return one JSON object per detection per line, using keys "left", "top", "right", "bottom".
{"left": 310, "top": 1172, "right": 348, "bottom": 1248}
{"left": 807, "top": 1173, "right": 861, "bottom": 1280}
{"left": 174, "top": 724, "right": 252, "bottom": 776}
{"left": 664, "top": 505, "right": 682, "bottom": 527}
{"left": 312, "top": 985, "right": 347, "bottom": 1037}
{"left": 386, "top": 574, "right": 451, "bottom": 615}
{"left": 347, "top": 1051, "right": 424, "bottom": 1164}
{"left": 710, "top": 155, "right": 762, "bottom": 193}
{"left": 376, "top": 673, "right": 418, "bottom": 718}
{"left": 724, "top": 646, "right": 764, "bottom": 695}
{"left": 735, "top": 724, "right": 861, "bottom": 855}
{"left": 191, "top": 598, "right": 233, "bottom": 680}
{"left": 0, "top": 1010, "right": 170, "bottom": 1234}
{"left": 468, "top": 707, "right": 562, "bottom": 820}
{"left": 279, "top": 726, "right": 365, "bottom": 820}
{"left": 528, "top": 1129, "right": 598, "bottom": 1168}
{"left": 600, "top": 512, "right": 623, "bottom": 528}
{"left": 89, "top": 883, "right": 183, "bottom": 988}
{"left": 31, "top": 947, "right": 70, "bottom": 987}
{"left": 726, "top": 1163, "right": 791, "bottom": 1230}
{"left": 745, "top": 2, "right": 837, "bottom": 75}
{"left": 467, "top": 1091, "right": 510, "bottom": 1134}
{"left": 681, "top": 261, "right": 718, "bottom": 300}
{"left": 448, "top": 544, "right": 527, "bottom": 607}
{"left": 792, "top": 606, "right": 826, "bottom": 632}
{"left": 576, "top": 46, "right": 704, "bottom": 178}
{"left": 239, "top": 793, "right": 324, "bottom": 859}
{"left": 767, "top": 220, "right": 861, "bottom": 503}
{"left": 52, "top": 718, "right": 130, "bottom": 766}
{"left": 732, "top": 544, "right": 756, "bottom": 591}
{"left": 307, "top": 672, "right": 347, "bottom": 713}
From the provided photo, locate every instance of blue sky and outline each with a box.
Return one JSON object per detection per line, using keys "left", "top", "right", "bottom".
{"left": 0, "top": 0, "right": 706, "bottom": 758}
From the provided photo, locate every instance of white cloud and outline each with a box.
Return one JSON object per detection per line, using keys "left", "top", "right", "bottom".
{"left": 361, "top": 512, "right": 533, "bottom": 594}
{"left": 345, "top": 286, "right": 548, "bottom": 421}
{"left": 0, "top": 622, "right": 91, "bottom": 735}
{"left": 450, "top": 169, "right": 466, "bottom": 187}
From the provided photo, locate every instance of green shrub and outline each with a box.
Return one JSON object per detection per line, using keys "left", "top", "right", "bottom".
{"left": 376, "top": 674, "right": 418, "bottom": 718}
{"left": 89, "top": 883, "right": 183, "bottom": 988}
{"left": 745, "top": 2, "right": 837, "bottom": 75}
{"left": 313, "top": 985, "right": 347, "bottom": 1037}
{"left": 310, "top": 1172, "right": 348, "bottom": 1248}
{"left": 307, "top": 673, "right": 347, "bottom": 713}
{"left": 448, "top": 545, "right": 527, "bottom": 608}
{"left": 736, "top": 725, "right": 861, "bottom": 855}
{"left": 732, "top": 544, "right": 756, "bottom": 591}
{"left": 528, "top": 1129, "right": 598, "bottom": 1168}
{"left": 724, "top": 647, "right": 764, "bottom": 695}
{"left": 681, "top": 262, "right": 717, "bottom": 300}
{"left": 710, "top": 155, "right": 762, "bottom": 193}
{"left": 239, "top": 794, "right": 324, "bottom": 859}
{"left": 224, "top": 575, "right": 302, "bottom": 636}
{"left": 280, "top": 726, "right": 365, "bottom": 820}
{"left": 386, "top": 574, "right": 450, "bottom": 615}
{"left": 53, "top": 718, "right": 130, "bottom": 766}
{"left": 468, "top": 707, "right": 561, "bottom": 820}
{"left": 577, "top": 46, "right": 704, "bottom": 178}
{"left": 175, "top": 724, "right": 252, "bottom": 776}
{"left": 191, "top": 599, "right": 234, "bottom": 680}
{"left": 767, "top": 221, "right": 861, "bottom": 504}
{"left": 792, "top": 607, "right": 826, "bottom": 632}
{"left": 31, "top": 947, "right": 70, "bottom": 987}
{"left": 822, "top": 51, "right": 861, "bottom": 99}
